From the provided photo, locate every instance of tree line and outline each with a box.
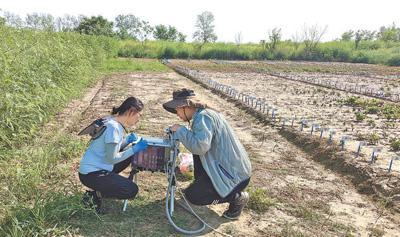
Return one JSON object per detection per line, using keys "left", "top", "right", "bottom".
{"left": 0, "top": 10, "right": 219, "bottom": 44}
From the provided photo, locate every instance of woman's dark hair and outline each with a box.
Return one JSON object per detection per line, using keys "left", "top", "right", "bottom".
{"left": 111, "top": 97, "right": 144, "bottom": 115}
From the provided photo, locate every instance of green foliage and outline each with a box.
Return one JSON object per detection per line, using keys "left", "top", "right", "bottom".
{"left": 247, "top": 188, "right": 276, "bottom": 213}
{"left": 366, "top": 106, "right": 379, "bottom": 114}
{"left": 382, "top": 104, "right": 400, "bottom": 120}
{"left": 0, "top": 132, "right": 89, "bottom": 236}
{"left": 0, "top": 16, "right": 6, "bottom": 26}
{"left": 0, "top": 26, "right": 118, "bottom": 151}
{"left": 117, "top": 39, "right": 400, "bottom": 66}
{"left": 355, "top": 112, "right": 366, "bottom": 122}
{"left": 193, "top": 11, "right": 217, "bottom": 43}
{"left": 114, "top": 14, "right": 141, "bottom": 40}
{"left": 75, "top": 16, "right": 115, "bottom": 37}
{"left": 345, "top": 96, "right": 363, "bottom": 107}
{"left": 387, "top": 55, "right": 400, "bottom": 66}
{"left": 367, "top": 132, "right": 380, "bottom": 145}
{"left": 341, "top": 30, "right": 354, "bottom": 41}
{"left": 102, "top": 58, "right": 170, "bottom": 73}
{"left": 153, "top": 24, "right": 185, "bottom": 42}
{"left": 390, "top": 138, "right": 400, "bottom": 151}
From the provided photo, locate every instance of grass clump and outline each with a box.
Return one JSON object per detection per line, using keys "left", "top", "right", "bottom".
{"left": 367, "top": 132, "right": 380, "bottom": 145}
{"left": 355, "top": 112, "right": 366, "bottom": 122}
{"left": 390, "top": 138, "right": 400, "bottom": 151}
{"left": 247, "top": 187, "right": 276, "bottom": 213}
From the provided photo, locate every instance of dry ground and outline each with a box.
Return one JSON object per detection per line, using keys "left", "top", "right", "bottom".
{"left": 56, "top": 66, "right": 400, "bottom": 236}
{"left": 170, "top": 59, "right": 400, "bottom": 174}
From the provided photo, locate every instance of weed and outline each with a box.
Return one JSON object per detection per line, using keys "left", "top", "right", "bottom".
{"left": 355, "top": 112, "right": 366, "bottom": 122}
{"left": 390, "top": 138, "right": 400, "bottom": 151}
{"left": 367, "top": 132, "right": 380, "bottom": 145}
{"left": 367, "top": 119, "right": 376, "bottom": 128}
{"left": 367, "top": 226, "right": 385, "bottom": 237}
{"left": 247, "top": 187, "right": 276, "bottom": 213}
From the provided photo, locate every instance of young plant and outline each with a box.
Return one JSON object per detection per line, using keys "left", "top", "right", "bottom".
{"left": 355, "top": 112, "right": 366, "bottom": 122}
{"left": 368, "top": 132, "right": 380, "bottom": 145}
{"left": 367, "top": 119, "right": 376, "bottom": 128}
{"left": 390, "top": 138, "right": 400, "bottom": 151}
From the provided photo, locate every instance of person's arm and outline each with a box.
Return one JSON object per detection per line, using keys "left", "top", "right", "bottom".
{"left": 103, "top": 124, "right": 134, "bottom": 164}
{"left": 174, "top": 114, "right": 214, "bottom": 156}
{"left": 120, "top": 133, "right": 139, "bottom": 150}
{"left": 104, "top": 143, "right": 134, "bottom": 164}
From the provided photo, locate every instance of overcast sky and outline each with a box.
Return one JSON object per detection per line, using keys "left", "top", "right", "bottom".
{"left": 1, "top": 0, "right": 399, "bottom": 43}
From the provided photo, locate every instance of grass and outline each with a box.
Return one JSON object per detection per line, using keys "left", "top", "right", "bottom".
{"left": 117, "top": 39, "right": 400, "bottom": 66}
{"left": 0, "top": 26, "right": 118, "bottom": 153}
{"left": 0, "top": 57, "right": 171, "bottom": 236}
{"left": 247, "top": 187, "right": 276, "bottom": 213}
{"left": 390, "top": 138, "right": 400, "bottom": 151}
{"left": 101, "top": 58, "right": 170, "bottom": 73}
{"left": 344, "top": 96, "right": 400, "bottom": 121}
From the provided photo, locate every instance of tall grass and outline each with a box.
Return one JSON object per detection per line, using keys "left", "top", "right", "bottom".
{"left": 0, "top": 25, "right": 118, "bottom": 153}
{"left": 0, "top": 26, "right": 119, "bottom": 236}
{"left": 0, "top": 32, "right": 169, "bottom": 234}
{"left": 118, "top": 39, "right": 400, "bottom": 66}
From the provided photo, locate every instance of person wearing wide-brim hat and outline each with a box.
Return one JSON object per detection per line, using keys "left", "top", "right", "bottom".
{"left": 163, "top": 88, "right": 252, "bottom": 220}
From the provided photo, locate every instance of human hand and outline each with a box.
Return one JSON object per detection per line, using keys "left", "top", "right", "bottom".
{"left": 126, "top": 133, "right": 139, "bottom": 144}
{"left": 170, "top": 124, "right": 181, "bottom": 132}
{"left": 132, "top": 138, "right": 148, "bottom": 154}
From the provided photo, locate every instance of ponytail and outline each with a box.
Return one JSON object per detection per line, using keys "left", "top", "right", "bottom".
{"left": 111, "top": 97, "right": 144, "bottom": 115}
{"left": 111, "top": 107, "right": 119, "bottom": 115}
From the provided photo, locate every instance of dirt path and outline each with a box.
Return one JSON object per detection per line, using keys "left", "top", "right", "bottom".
{"left": 67, "top": 71, "right": 400, "bottom": 237}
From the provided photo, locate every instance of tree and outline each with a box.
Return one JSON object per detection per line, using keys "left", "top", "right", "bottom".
{"left": 136, "top": 20, "right": 153, "bottom": 43}
{"left": 341, "top": 30, "right": 354, "bottom": 41}
{"left": 267, "top": 28, "right": 281, "bottom": 51}
{"left": 177, "top": 32, "right": 186, "bottom": 42}
{"left": 301, "top": 24, "right": 327, "bottom": 54}
{"left": 378, "top": 24, "right": 399, "bottom": 42}
{"left": 114, "top": 14, "right": 141, "bottom": 40}
{"left": 354, "top": 30, "right": 363, "bottom": 49}
{"left": 2, "top": 11, "right": 23, "bottom": 28}
{"left": 193, "top": 11, "right": 217, "bottom": 44}
{"left": 235, "top": 32, "right": 243, "bottom": 46}
{"left": 362, "top": 30, "right": 376, "bottom": 40}
{"left": 55, "top": 14, "right": 83, "bottom": 32}
{"left": 353, "top": 29, "right": 375, "bottom": 49}
{"left": 75, "top": 16, "right": 114, "bottom": 37}
{"left": 153, "top": 24, "right": 186, "bottom": 41}
{"left": 25, "top": 13, "right": 55, "bottom": 31}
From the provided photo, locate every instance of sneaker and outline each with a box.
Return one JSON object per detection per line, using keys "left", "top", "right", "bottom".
{"left": 82, "top": 190, "right": 102, "bottom": 213}
{"left": 222, "top": 191, "right": 249, "bottom": 220}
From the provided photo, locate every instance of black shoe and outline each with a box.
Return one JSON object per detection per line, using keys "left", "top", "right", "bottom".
{"left": 82, "top": 190, "right": 102, "bottom": 213}
{"left": 222, "top": 191, "right": 249, "bottom": 220}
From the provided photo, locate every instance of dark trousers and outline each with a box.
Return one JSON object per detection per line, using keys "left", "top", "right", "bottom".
{"left": 79, "top": 158, "right": 138, "bottom": 200}
{"left": 184, "top": 155, "right": 250, "bottom": 206}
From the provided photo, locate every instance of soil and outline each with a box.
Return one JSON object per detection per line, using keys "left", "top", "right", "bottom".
{"left": 57, "top": 64, "right": 400, "bottom": 236}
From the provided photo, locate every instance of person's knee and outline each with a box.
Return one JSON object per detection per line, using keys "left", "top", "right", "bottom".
{"left": 184, "top": 188, "right": 205, "bottom": 206}
{"left": 124, "top": 182, "right": 139, "bottom": 199}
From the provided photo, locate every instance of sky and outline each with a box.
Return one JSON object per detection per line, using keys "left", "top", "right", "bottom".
{"left": 1, "top": 0, "right": 399, "bottom": 43}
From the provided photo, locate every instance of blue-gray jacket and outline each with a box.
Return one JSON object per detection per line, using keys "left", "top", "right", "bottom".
{"left": 175, "top": 108, "right": 252, "bottom": 198}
